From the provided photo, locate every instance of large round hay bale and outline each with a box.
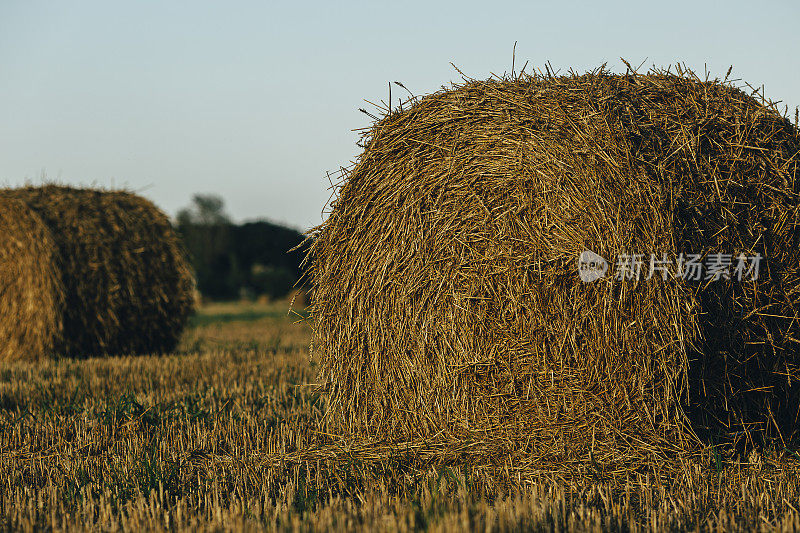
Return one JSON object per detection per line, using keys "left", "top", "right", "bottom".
{"left": 309, "top": 69, "right": 800, "bottom": 466}
{"left": 2, "top": 186, "right": 195, "bottom": 357}
{"left": 0, "top": 198, "right": 64, "bottom": 362}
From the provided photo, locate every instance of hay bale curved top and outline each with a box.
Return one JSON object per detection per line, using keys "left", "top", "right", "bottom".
{"left": 0, "top": 198, "right": 64, "bottom": 362}
{"left": 309, "top": 69, "right": 800, "bottom": 466}
{"left": 2, "top": 186, "right": 195, "bottom": 357}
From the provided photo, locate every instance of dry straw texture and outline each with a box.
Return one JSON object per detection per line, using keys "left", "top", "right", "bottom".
{"left": 1, "top": 186, "right": 195, "bottom": 358}
{"left": 309, "top": 67, "right": 800, "bottom": 473}
{"left": 0, "top": 198, "right": 64, "bottom": 362}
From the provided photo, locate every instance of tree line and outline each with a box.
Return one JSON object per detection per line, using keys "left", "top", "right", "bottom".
{"left": 176, "top": 194, "right": 307, "bottom": 300}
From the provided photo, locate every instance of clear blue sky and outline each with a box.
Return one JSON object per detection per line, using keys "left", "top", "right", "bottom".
{"left": 1, "top": 1, "right": 798, "bottom": 230}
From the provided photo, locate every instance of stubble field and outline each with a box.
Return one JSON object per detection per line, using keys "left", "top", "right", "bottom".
{"left": 1, "top": 300, "right": 800, "bottom": 532}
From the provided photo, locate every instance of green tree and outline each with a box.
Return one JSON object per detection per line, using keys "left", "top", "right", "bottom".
{"left": 176, "top": 194, "right": 307, "bottom": 301}
{"left": 176, "top": 195, "right": 241, "bottom": 299}
{"left": 177, "top": 194, "right": 230, "bottom": 226}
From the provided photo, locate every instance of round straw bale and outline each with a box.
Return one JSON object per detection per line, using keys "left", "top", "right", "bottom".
{"left": 309, "top": 69, "right": 800, "bottom": 465}
{"left": 0, "top": 197, "right": 64, "bottom": 362}
{"left": 2, "top": 186, "right": 195, "bottom": 357}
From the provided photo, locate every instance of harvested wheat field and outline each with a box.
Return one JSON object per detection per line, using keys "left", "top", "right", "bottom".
{"left": 1, "top": 300, "right": 800, "bottom": 531}
{"left": 1, "top": 185, "right": 195, "bottom": 358}
{"left": 0, "top": 197, "right": 64, "bottom": 362}
{"left": 308, "top": 67, "right": 800, "bottom": 478}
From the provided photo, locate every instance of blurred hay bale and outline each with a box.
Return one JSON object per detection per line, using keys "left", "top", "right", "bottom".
{"left": 309, "top": 68, "right": 800, "bottom": 468}
{"left": 193, "top": 288, "right": 204, "bottom": 309}
{"left": 2, "top": 186, "right": 195, "bottom": 357}
{"left": 0, "top": 198, "right": 64, "bottom": 361}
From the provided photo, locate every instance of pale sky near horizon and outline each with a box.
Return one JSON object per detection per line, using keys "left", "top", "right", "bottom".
{"left": 1, "top": 1, "right": 798, "bottom": 230}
